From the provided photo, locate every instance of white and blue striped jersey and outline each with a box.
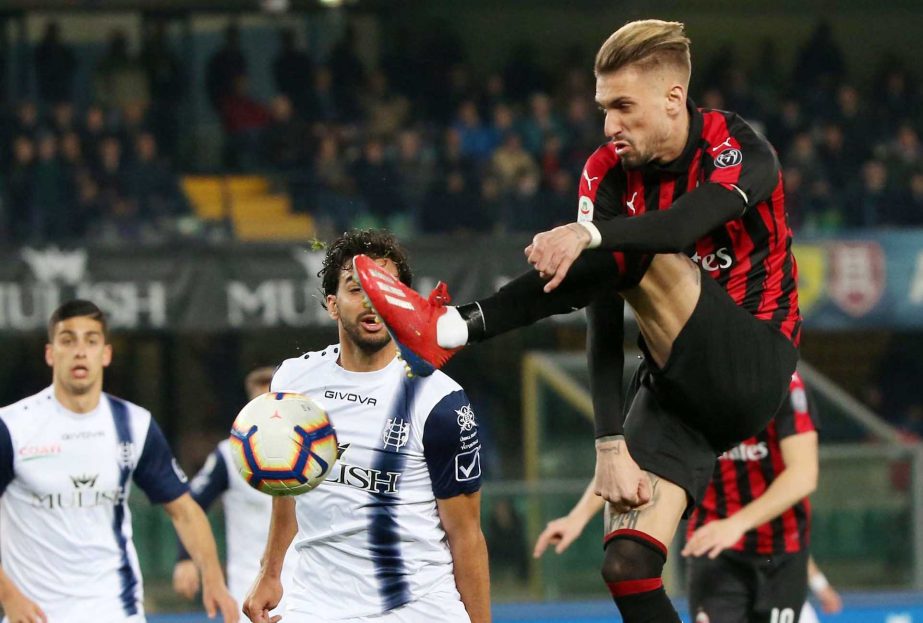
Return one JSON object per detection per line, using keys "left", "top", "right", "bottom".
{"left": 183, "top": 440, "right": 297, "bottom": 608}
{"left": 0, "top": 387, "right": 188, "bottom": 623}
{"left": 271, "top": 345, "right": 482, "bottom": 620}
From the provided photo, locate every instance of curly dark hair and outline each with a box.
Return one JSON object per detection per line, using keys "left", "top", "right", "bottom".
{"left": 319, "top": 229, "right": 413, "bottom": 300}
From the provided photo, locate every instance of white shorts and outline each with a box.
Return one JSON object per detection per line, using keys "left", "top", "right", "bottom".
{"left": 283, "top": 590, "right": 471, "bottom": 623}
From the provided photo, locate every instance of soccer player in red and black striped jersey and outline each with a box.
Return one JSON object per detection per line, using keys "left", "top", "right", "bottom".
{"left": 532, "top": 372, "right": 818, "bottom": 623}
{"left": 353, "top": 19, "right": 800, "bottom": 623}
{"left": 682, "top": 371, "right": 819, "bottom": 623}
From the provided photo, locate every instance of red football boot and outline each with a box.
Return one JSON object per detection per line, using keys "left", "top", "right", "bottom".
{"left": 352, "top": 254, "right": 461, "bottom": 377}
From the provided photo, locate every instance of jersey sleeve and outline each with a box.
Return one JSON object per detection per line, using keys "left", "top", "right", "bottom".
{"left": 422, "top": 389, "right": 482, "bottom": 499}
{"left": 578, "top": 145, "right": 624, "bottom": 223}
{"left": 0, "top": 418, "right": 14, "bottom": 497}
{"left": 178, "top": 447, "right": 230, "bottom": 561}
{"left": 775, "top": 375, "right": 820, "bottom": 440}
{"left": 704, "top": 114, "right": 780, "bottom": 209}
{"left": 189, "top": 447, "right": 230, "bottom": 510}
{"left": 133, "top": 418, "right": 190, "bottom": 504}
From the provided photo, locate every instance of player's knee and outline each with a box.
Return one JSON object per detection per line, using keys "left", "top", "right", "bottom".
{"left": 600, "top": 533, "right": 667, "bottom": 584}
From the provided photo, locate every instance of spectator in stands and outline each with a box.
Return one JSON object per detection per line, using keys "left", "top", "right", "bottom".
{"left": 541, "top": 169, "right": 576, "bottom": 224}
{"left": 312, "top": 133, "right": 357, "bottom": 233}
{"left": 873, "top": 62, "right": 919, "bottom": 129}
{"left": 817, "top": 122, "right": 856, "bottom": 191}
{"left": 351, "top": 137, "right": 404, "bottom": 226}
{"left": 420, "top": 168, "right": 484, "bottom": 234}
{"left": 489, "top": 103, "right": 517, "bottom": 147}
{"left": 206, "top": 23, "right": 247, "bottom": 114}
{"left": 6, "top": 136, "right": 37, "bottom": 242}
{"left": 308, "top": 66, "right": 342, "bottom": 125}
{"left": 123, "top": 132, "right": 188, "bottom": 224}
{"left": 490, "top": 132, "right": 538, "bottom": 194}
{"left": 844, "top": 160, "right": 898, "bottom": 227}
{"left": 32, "top": 132, "right": 73, "bottom": 242}
{"left": 59, "top": 131, "right": 85, "bottom": 171}
{"left": 120, "top": 100, "right": 152, "bottom": 151}
{"left": 219, "top": 75, "right": 270, "bottom": 170}
{"left": 94, "top": 30, "right": 149, "bottom": 111}
{"left": 263, "top": 95, "right": 311, "bottom": 171}
{"left": 539, "top": 133, "right": 564, "bottom": 187}
{"left": 81, "top": 105, "right": 108, "bottom": 169}
{"left": 481, "top": 73, "right": 508, "bottom": 113}
{"left": 881, "top": 122, "right": 923, "bottom": 185}
{"left": 394, "top": 128, "right": 436, "bottom": 221}
{"left": 563, "top": 95, "right": 599, "bottom": 165}
{"left": 834, "top": 85, "right": 873, "bottom": 162}
{"left": 51, "top": 102, "right": 77, "bottom": 139}
{"left": 263, "top": 95, "right": 312, "bottom": 212}
{"left": 519, "top": 93, "right": 564, "bottom": 156}
{"left": 767, "top": 97, "right": 807, "bottom": 157}
{"left": 272, "top": 28, "right": 314, "bottom": 119}
{"left": 364, "top": 71, "right": 410, "bottom": 140}
{"left": 501, "top": 169, "right": 543, "bottom": 232}
{"left": 327, "top": 25, "right": 365, "bottom": 122}
{"left": 452, "top": 99, "right": 496, "bottom": 163}
{"left": 439, "top": 127, "right": 477, "bottom": 181}
{"left": 140, "top": 20, "right": 184, "bottom": 160}
{"left": 34, "top": 22, "right": 77, "bottom": 105}
{"left": 898, "top": 170, "right": 923, "bottom": 227}
{"left": 13, "top": 100, "right": 41, "bottom": 139}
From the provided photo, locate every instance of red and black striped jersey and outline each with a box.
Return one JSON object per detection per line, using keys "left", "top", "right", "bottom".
{"left": 577, "top": 99, "right": 801, "bottom": 345}
{"left": 686, "top": 371, "right": 819, "bottom": 555}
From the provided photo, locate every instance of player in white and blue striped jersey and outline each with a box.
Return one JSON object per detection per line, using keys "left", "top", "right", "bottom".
{"left": 0, "top": 300, "right": 238, "bottom": 623}
{"left": 244, "top": 231, "right": 490, "bottom": 623}
{"left": 173, "top": 367, "right": 297, "bottom": 613}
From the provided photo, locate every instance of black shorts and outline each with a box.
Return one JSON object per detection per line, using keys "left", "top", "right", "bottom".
{"left": 688, "top": 549, "right": 808, "bottom": 623}
{"left": 624, "top": 273, "right": 798, "bottom": 513}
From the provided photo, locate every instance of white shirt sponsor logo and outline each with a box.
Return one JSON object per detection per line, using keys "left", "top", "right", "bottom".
{"left": 691, "top": 247, "right": 734, "bottom": 271}
{"left": 719, "top": 441, "right": 769, "bottom": 462}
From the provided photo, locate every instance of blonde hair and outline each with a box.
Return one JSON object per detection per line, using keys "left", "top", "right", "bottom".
{"left": 595, "top": 19, "right": 691, "bottom": 83}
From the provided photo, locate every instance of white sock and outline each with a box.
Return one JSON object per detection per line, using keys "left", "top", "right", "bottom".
{"left": 436, "top": 306, "right": 468, "bottom": 348}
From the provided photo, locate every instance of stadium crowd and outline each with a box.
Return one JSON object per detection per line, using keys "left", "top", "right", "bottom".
{"left": 0, "top": 19, "right": 921, "bottom": 244}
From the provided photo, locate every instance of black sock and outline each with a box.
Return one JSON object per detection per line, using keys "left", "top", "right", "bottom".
{"left": 466, "top": 249, "right": 649, "bottom": 342}
{"left": 603, "top": 531, "right": 680, "bottom": 623}
{"left": 611, "top": 586, "right": 679, "bottom": 623}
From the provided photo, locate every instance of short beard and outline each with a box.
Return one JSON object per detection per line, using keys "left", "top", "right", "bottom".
{"left": 341, "top": 320, "right": 391, "bottom": 355}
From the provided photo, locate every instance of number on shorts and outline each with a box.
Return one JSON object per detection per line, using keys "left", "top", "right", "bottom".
{"left": 770, "top": 608, "right": 795, "bottom": 623}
